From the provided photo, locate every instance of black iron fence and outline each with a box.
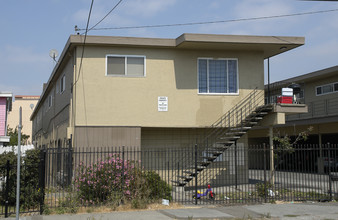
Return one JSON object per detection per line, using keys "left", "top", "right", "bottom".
{"left": 42, "top": 144, "right": 338, "bottom": 209}
{"left": 0, "top": 144, "right": 337, "bottom": 217}
{"left": 0, "top": 150, "right": 45, "bottom": 217}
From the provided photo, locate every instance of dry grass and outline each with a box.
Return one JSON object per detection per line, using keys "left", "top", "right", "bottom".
{"left": 55, "top": 201, "right": 185, "bottom": 215}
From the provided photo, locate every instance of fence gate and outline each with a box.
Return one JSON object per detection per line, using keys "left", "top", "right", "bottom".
{"left": 0, "top": 149, "right": 46, "bottom": 218}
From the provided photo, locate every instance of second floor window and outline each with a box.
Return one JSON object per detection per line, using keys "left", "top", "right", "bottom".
{"left": 316, "top": 82, "right": 338, "bottom": 96}
{"left": 60, "top": 75, "right": 66, "bottom": 93}
{"left": 106, "top": 55, "right": 145, "bottom": 77}
{"left": 48, "top": 95, "right": 52, "bottom": 108}
{"left": 198, "top": 58, "right": 238, "bottom": 94}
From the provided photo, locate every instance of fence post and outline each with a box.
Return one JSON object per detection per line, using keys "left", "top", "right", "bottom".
{"left": 4, "top": 160, "right": 10, "bottom": 218}
{"left": 328, "top": 143, "right": 332, "bottom": 201}
{"left": 39, "top": 148, "right": 46, "bottom": 215}
{"left": 195, "top": 144, "right": 198, "bottom": 205}
{"left": 68, "top": 135, "right": 73, "bottom": 186}
{"left": 263, "top": 143, "right": 267, "bottom": 203}
{"left": 121, "top": 146, "right": 125, "bottom": 204}
{"left": 235, "top": 141, "right": 238, "bottom": 189}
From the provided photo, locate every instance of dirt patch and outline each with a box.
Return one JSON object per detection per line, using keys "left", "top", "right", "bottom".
{"left": 75, "top": 202, "right": 185, "bottom": 214}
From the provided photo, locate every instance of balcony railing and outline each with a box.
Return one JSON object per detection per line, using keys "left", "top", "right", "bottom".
{"left": 286, "top": 96, "right": 338, "bottom": 121}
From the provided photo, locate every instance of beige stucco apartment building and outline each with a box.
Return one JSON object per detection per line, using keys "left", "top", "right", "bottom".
{"left": 30, "top": 33, "right": 304, "bottom": 150}
{"left": 7, "top": 95, "right": 39, "bottom": 145}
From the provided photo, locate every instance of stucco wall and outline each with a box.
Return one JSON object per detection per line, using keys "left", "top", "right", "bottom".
{"left": 7, "top": 97, "right": 39, "bottom": 144}
{"left": 32, "top": 53, "right": 74, "bottom": 148}
{"left": 74, "top": 46, "right": 264, "bottom": 128}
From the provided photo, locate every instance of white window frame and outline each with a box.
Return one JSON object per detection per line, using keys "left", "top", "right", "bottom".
{"left": 197, "top": 57, "right": 239, "bottom": 95}
{"left": 105, "top": 54, "right": 146, "bottom": 77}
{"left": 316, "top": 82, "right": 338, "bottom": 96}
{"left": 60, "top": 75, "right": 66, "bottom": 93}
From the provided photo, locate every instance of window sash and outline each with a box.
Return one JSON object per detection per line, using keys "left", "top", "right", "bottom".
{"left": 106, "top": 55, "right": 145, "bottom": 77}
{"left": 198, "top": 58, "right": 238, "bottom": 94}
{"left": 316, "top": 82, "right": 338, "bottom": 96}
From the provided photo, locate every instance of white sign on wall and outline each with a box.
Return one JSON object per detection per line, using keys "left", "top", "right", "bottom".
{"left": 158, "top": 96, "right": 168, "bottom": 112}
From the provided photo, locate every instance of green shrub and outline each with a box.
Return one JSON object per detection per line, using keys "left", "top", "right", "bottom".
{"left": 143, "top": 170, "right": 172, "bottom": 201}
{"left": 0, "top": 149, "right": 42, "bottom": 209}
{"left": 255, "top": 182, "right": 274, "bottom": 198}
{"left": 74, "top": 153, "right": 139, "bottom": 205}
{"left": 74, "top": 154, "right": 172, "bottom": 207}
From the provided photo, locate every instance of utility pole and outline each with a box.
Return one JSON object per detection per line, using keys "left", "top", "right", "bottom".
{"left": 16, "top": 107, "right": 22, "bottom": 220}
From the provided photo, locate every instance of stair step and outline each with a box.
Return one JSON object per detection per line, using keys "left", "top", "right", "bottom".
{"left": 253, "top": 111, "right": 268, "bottom": 115}
{"left": 188, "top": 165, "right": 206, "bottom": 170}
{"left": 201, "top": 155, "right": 218, "bottom": 161}
{"left": 225, "top": 131, "right": 246, "bottom": 135}
{"left": 230, "top": 127, "right": 251, "bottom": 131}
{"left": 205, "top": 150, "right": 223, "bottom": 156}
{"left": 212, "top": 146, "right": 228, "bottom": 151}
{"left": 183, "top": 170, "right": 199, "bottom": 176}
{"left": 178, "top": 175, "right": 193, "bottom": 180}
{"left": 198, "top": 161, "right": 211, "bottom": 166}
{"left": 172, "top": 180, "right": 188, "bottom": 186}
{"left": 245, "top": 117, "right": 263, "bottom": 121}
{"left": 244, "top": 121, "right": 258, "bottom": 125}
{"left": 216, "top": 141, "right": 235, "bottom": 145}
{"left": 219, "top": 136, "right": 241, "bottom": 140}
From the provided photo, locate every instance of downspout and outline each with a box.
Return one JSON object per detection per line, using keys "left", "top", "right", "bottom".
{"left": 70, "top": 47, "right": 77, "bottom": 148}
{"left": 267, "top": 58, "right": 270, "bottom": 104}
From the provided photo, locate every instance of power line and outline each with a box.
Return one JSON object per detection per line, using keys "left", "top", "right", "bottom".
{"left": 72, "top": 0, "right": 94, "bottom": 148}
{"left": 77, "top": 8, "right": 338, "bottom": 31}
{"left": 74, "top": 0, "right": 94, "bottom": 85}
{"left": 86, "top": 0, "right": 124, "bottom": 34}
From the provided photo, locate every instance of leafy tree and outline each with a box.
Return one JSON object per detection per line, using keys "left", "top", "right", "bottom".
{"left": 257, "top": 126, "right": 313, "bottom": 197}
{"left": 6, "top": 126, "right": 30, "bottom": 146}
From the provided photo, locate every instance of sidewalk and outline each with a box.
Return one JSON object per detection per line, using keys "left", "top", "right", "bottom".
{"left": 3, "top": 202, "right": 338, "bottom": 220}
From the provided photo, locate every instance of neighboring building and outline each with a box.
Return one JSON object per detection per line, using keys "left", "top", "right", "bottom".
{"left": 248, "top": 65, "right": 338, "bottom": 173}
{"left": 30, "top": 33, "right": 304, "bottom": 150}
{"left": 249, "top": 65, "right": 338, "bottom": 145}
{"left": 7, "top": 95, "right": 40, "bottom": 145}
{"left": 0, "top": 92, "right": 12, "bottom": 147}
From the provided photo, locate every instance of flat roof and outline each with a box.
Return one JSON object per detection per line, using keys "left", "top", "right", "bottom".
{"left": 265, "top": 65, "right": 338, "bottom": 89}
{"left": 15, "top": 95, "right": 40, "bottom": 100}
{"left": 0, "top": 92, "right": 12, "bottom": 98}
{"left": 69, "top": 33, "right": 305, "bottom": 59}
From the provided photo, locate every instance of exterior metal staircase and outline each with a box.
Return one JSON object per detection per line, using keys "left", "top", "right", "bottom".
{"left": 172, "top": 89, "right": 272, "bottom": 187}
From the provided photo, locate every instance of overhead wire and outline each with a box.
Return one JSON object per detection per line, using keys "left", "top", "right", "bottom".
{"left": 72, "top": 0, "right": 94, "bottom": 148}
{"left": 85, "top": 0, "right": 124, "bottom": 34}
{"left": 74, "top": 0, "right": 94, "bottom": 85}
{"left": 76, "top": 8, "right": 338, "bottom": 32}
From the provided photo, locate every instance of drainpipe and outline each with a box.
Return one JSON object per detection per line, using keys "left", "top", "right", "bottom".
{"left": 267, "top": 58, "right": 270, "bottom": 104}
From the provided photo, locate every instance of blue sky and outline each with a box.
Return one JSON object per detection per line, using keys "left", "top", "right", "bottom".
{"left": 1, "top": 0, "right": 338, "bottom": 96}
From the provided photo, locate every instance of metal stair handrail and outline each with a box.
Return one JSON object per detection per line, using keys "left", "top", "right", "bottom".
{"left": 200, "top": 88, "right": 264, "bottom": 146}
